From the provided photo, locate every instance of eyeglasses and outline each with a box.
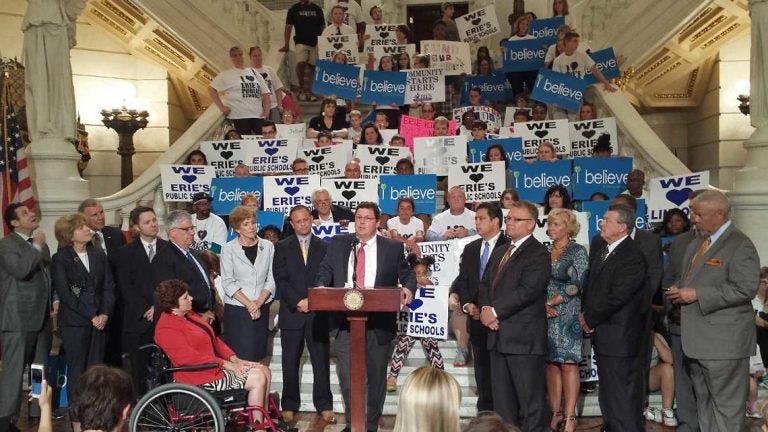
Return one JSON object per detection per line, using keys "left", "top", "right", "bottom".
{"left": 505, "top": 217, "right": 532, "bottom": 223}
{"left": 172, "top": 226, "right": 196, "bottom": 232}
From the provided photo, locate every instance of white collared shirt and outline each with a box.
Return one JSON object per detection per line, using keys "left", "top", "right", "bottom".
{"left": 346, "top": 235, "right": 378, "bottom": 288}
{"left": 141, "top": 238, "right": 158, "bottom": 259}
{"left": 607, "top": 235, "right": 629, "bottom": 255}
{"left": 15, "top": 231, "right": 42, "bottom": 251}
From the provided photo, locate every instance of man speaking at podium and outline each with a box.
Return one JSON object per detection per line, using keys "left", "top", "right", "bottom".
{"left": 315, "top": 201, "right": 416, "bottom": 432}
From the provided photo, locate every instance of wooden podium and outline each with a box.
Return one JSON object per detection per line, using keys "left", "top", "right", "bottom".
{"left": 308, "top": 287, "right": 402, "bottom": 432}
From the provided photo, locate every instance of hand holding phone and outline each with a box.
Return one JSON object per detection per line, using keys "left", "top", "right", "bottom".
{"left": 31, "top": 363, "right": 44, "bottom": 398}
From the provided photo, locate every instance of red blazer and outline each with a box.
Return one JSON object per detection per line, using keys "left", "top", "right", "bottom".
{"left": 154, "top": 311, "right": 236, "bottom": 385}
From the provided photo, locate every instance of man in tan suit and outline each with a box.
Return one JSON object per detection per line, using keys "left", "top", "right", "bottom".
{"left": 667, "top": 190, "right": 760, "bottom": 431}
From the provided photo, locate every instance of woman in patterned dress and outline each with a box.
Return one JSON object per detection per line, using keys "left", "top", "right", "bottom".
{"left": 544, "top": 209, "right": 588, "bottom": 432}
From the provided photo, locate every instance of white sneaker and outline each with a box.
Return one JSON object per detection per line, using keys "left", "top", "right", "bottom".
{"left": 662, "top": 409, "right": 679, "bottom": 426}
{"left": 644, "top": 407, "right": 662, "bottom": 423}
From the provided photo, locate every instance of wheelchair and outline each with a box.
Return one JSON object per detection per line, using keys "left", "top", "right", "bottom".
{"left": 129, "top": 344, "right": 292, "bottom": 432}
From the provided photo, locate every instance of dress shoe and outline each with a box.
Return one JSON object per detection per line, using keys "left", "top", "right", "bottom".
{"left": 282, "top": 410, "right": 295, "bottom": 423}
{"left": 320, "top": 410, "right": 336, "bottom": 424}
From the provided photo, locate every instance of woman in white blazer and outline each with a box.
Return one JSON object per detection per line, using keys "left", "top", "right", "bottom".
{"left": 220, "top": 206, "right": 276, "bottom": 361}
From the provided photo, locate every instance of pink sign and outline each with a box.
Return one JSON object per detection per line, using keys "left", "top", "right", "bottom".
{"left": 398, "top": 115, "right": 458, "bottom": 150}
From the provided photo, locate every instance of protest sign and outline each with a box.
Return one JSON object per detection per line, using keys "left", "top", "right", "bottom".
{"left": 299, "top": 144, "right": 351, "bottom": 178}
{"left": 199, "top": 140, "right": 252, "bottom": 177}
{"left": 247, "top": 138, "right": 298, "bottom": 174}
{"left": 397, "top": 285, "right": 450, "bottom": 340}
{"left": 380, "top": 128, "right": 399, "bottom": 144}
{"left": 361, "top": 70, "right": 407, "bottom": 105}
{"left": 509, "top": 159, "right": 572, "bottom": 203}
{"left": 502, "top": 38, "right": 554, "bottom": 72}
{"left": 648, "top": 171, "right": 709, "bottom": 222}
{"left": 532, "top": 207, "right": 590, "bottom": 247}
{"left": 417, "top": 241, "right": 460, "bottom": 286}
{"left": 452, "top": 105, "right": 502, "bottom": 132}
{"left": 404, "top": 68, "right": 445, "bottom": 104}
{"left": 379, "top": 174, "right": 437, "bottom": 215}
{"left": 276, "top": 123, "right": 306, "bottom": 142}
{"left": 579, "top": 335, "right": 599, "bottom": 382}
{"left": 399, "top": 115, "right": 457, "bottom": 149}
{"left": 448, "top": 161, "right": 506, "bottom": 202}
{"left": 363, "top": 24, "right": 399, "bottom": 54}
{"left": 356, "top": 144, "right": 410, "bottom": 178}
{"left": 572, "top": 156, "right": 633, "bottom": 200}
{"left": 320, "top": 178, "right": 380, "bottom": 210}
{"left": 569, "top": 117, "right": 618, "bottom": 157}
{"left": 420, "top": 40, "right": 472, "bottom": 75}
{"left": 584, "top": 47, "right": 621, "bottom": 86}
{"left": 210, "top": 177, "right": 264, "bottom": 215}
{"left": 531, "top": 68, "right": 587, "bottom": 112}
{"left": 311, "top": 60, "right": 360, "bottom": 99}
{"left": 160, "top": 164, "right": 215, "bottom": 202}
{"left": 262, "top": 175, "right": 320, "bottom": 214}
{"left": 528, "top": 16, "right": 565, "bottom": 39}
{"left": 467, "top": 137, "right": 524, "bottom": 164}
{"left": 504, "top": 106, "right": 532, "bottom": 127}
{"left": 312, "top": 223, "right": 352, "bottom": 242}
{"left": 460, "top": 74, "right": 508, "bottom": 104}
{"left": 514, "top": 119, "right": 571, "bottom": 157}
{"left": 456, "top": 6, "right": 500, "bottom": 43}
{"left": 413, "top": 135, "right": 468, "bottom": 176}
{"left": 317, "top": 34, "right": 359, "bottom": 64}
{"left": 371, "top": 44, "right": 417, "bottom": 66}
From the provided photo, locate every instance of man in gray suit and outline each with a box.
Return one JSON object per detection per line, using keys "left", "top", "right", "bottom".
{"left": 0, "top": 204, "right": 51, "bottom": 432}
{"left": 667, "top": 190, "right": 760, "bottom": 431}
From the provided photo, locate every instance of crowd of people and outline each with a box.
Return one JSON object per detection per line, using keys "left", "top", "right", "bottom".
{"left": 0, "top": 1, "right": 765, "bottom": 432}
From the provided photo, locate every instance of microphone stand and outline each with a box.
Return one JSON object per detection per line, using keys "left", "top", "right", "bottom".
{"left": 351, "top": 236, "right": 360, "bottom": 289}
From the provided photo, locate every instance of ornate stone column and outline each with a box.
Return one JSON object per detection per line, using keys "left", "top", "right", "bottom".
{"left": 22, "top": 0, "right": 90, "bottom": 235}
{"left": 730, "top": 0, "right": 768, "bottom": 258}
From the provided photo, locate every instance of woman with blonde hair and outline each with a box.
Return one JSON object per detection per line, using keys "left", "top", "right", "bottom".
{"left": 393, "top": 366, "right": 461, "bottom": 432}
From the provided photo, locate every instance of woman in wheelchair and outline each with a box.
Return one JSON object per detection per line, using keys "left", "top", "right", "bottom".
{"left": 154, "top": 279, "right": 273, "bottom": 421}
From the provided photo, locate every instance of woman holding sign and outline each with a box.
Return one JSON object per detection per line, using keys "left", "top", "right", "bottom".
{"left": 307, "top": 98, "right": 348, "bottom": 139}
{"left": 544, "top": 209, "right": 588, "bottom": 432}
{"left": 506, "top": 16, "right": 537, "bottom": 97}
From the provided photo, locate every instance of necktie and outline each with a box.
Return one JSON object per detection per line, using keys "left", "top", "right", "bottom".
{"left": 92, "top": 232, "right": 103, "bottom": 251}
{"left": 27, "top": 237, "right": 34, "bottom": 244}
{"left": 300, "top": 239, "right": 308, "bottom": 264}
{"left": 599, "top": 245, "right": 609, "bottom": 262}
{"left": 186, "top": 251, "right": 212, "bottom": 309}
{"left": 479, "top": 241, "right": 490, "bottom": 279}
{"left": 336, "top": 26, "right": 342, "bottom": 35}
{"left": 355, "top": 242, "right": 366, "bottom": 289}
{"left": 687, "top": 237, "right": 711, "bottom": 277}
{"left": 148, "top": 243, "right": 155, "bottom": 262}
{"left": 492, "top": 243, "right": 516, "bottom": 291}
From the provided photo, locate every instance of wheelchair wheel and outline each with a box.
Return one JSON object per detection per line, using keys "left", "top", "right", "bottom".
{"left": 129, "top": 383, "right": 225, "bottom": 432}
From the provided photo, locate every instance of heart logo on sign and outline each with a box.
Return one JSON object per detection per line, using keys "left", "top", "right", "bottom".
{"left": 342, "top": 190, "right": 357, "bottom": 200}
{"left": 265, "top": 148, "right": 279, "bottom": 156}
{"left": 379, "top": 31, "right": 389, "bottom": 38}
{"left": 197, "top": 230, "right": 207, "bottom": 240}
{"left": 285, "top": 186, "right": 300, "bottom": 196}
{"left": 666, "top": 188, "right": 693, "bottom": 206}
{"left": 333, "top": 42, "right": 344, "bottom": 50}
{"left": 534, "top": 130, "right": 549, "bottom": 139}
{"left": 245, "top": 75, "right": 254, "bottom": 82}
{"left": 582, "top": 130, "right": 596, "bottom": 139}
{"left": 220, "top": 150, "right": 234, "bottom": 160}
{"left": 408, "top": 299, "right": 424, "bottom": 311}
{"left": 181, "top": 175, "right": 197, "bottom": 183}
{"left": 471, "top": 18, "right": 482, "bottom": 26}
{"left": 311, "top": 156, "right": 325, "bottom": 163}
{"left": 375, "top": 156, "right": 390, "bottom": 165}
{"left": 469, "top": 173, "right": 484, "bottom": 183}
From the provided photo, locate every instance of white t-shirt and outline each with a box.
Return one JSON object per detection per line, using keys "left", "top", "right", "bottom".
{"left": 254, "top": 65, "right": 284, "bottom": 110}
{"left": 426, "top": 208, "right": 477, "bottom": 241}
{"left": 322, "top": 23, "right": 356, "bottom": 36}
{"left": 210, "top": 68, "right": 271, "bottom": 119}
{"left": 552, "top": 50, "right": 596, "bottom": 79}
{"left": 191, "top": 213, "right": 228, "bottom": 252}
{"left": 387, "top": 216, "right": 424, "bottom": 239}
{"left": 326, "top": 0, "right": 363, "bottom": 27}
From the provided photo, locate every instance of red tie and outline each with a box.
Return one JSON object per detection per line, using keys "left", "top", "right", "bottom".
{"left": 355, "top": 242, "right": 366, "bottom": 289}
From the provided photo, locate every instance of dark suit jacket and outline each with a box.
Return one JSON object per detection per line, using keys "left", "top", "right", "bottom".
{"left": 452, "top": 234, "right": 509, "bottom": 307}
{"left": 51, "top": 246, "right": 116, "bottom": 327}
{"left": 100, "top": 225, "right": 128, "bottom": 272}
{"left": 274, "top": 234, "right": 328, "bottom": 330}
{"left": 152, "top": 242, "right": 212, "bottom": 313}
{"left": 591, "top": 228, "right": 662, "bottom": 301}
{"left": 478, "top": 235, "right": 551, "bottom": 355}
{"left": 315, "top": 234, "right": 416, "bottom": 344}
{"left": 582, "top": 236, "right": 647, "bottom": 357}
{"left": 117, "top": 238, "right": 168, "bottom": 333}
{"left": 662, "top": 230, "right": 696, "bottom": 330}
{"left": 0, "top": 233, "right": 51, "bottom": 332}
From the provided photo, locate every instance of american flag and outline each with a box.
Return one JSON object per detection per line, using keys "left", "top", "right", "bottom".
{"left": 1, "top": 81, "right": 35, "bottom": 236}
